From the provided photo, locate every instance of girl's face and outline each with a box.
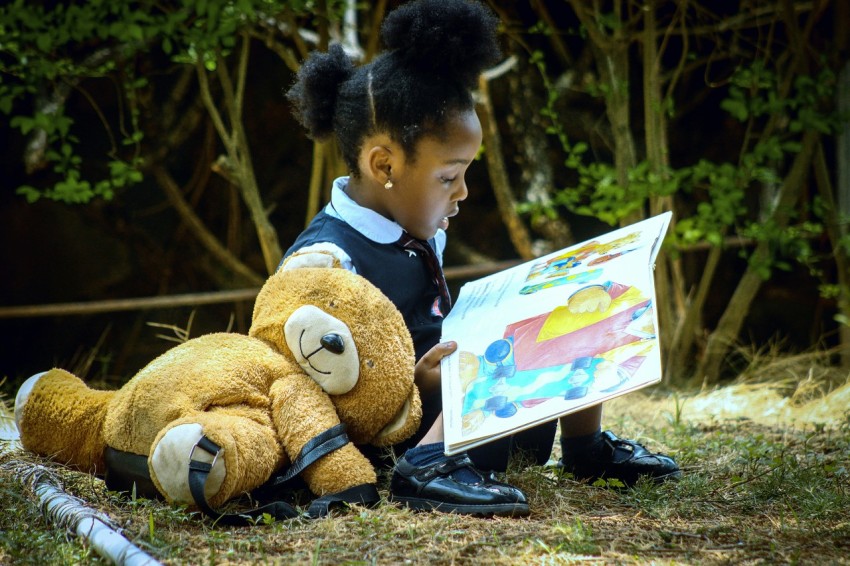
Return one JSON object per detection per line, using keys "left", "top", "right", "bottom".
{"left": 387, "top": 109, "right": 482, "bottom": 240}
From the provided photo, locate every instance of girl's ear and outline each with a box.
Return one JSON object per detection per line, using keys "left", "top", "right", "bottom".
{"left": 365, "top": 140, "right": 398, "bottom": 185}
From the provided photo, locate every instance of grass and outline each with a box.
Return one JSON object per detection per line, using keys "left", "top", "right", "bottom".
{"left": 2, "top": 400, "right": 849, "bottom": 565}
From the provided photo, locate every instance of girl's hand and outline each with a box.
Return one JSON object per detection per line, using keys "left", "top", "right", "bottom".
{"left": 414, "top": 341, "right": 457, "bottom": 396}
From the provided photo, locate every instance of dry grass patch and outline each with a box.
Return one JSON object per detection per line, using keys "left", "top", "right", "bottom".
{"left": 2, "top": 412, "right": 848, "bottom": 565}
{"left": 2, "top": 369, "right": 849, "bottom": 565}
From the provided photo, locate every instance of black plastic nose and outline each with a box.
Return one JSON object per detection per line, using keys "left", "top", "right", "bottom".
{"left": 320, "top": 333, "right": 345, "bottom": 354}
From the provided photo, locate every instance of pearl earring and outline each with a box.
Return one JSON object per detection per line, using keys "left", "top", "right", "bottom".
{"left": 384, "top": 179, "right": 393, "bottom": 190}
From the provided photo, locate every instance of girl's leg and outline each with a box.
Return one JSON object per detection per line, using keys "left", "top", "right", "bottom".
{"left": 559, "top": 404, "right": 603, "bottom": 438}
{"left": 415, "top": 410, "right": 444, "bottom": 444}
{"left": 557, "top": 402, "right": 681, "bottom": 486}
{"left": 468, "top": 420, "right": 557, "bottom": 472}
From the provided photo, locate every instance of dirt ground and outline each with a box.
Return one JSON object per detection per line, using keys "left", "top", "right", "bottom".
{"left": 2, "top": 374, "right": 849, "bottom": 565}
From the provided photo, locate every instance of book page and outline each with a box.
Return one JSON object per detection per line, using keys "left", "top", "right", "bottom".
{"left": 440, "top": 212, "right": 672, "bottom": 455}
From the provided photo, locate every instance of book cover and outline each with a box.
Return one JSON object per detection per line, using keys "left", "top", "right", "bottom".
{"left": 440, "top": 212, "right": 672, "bottom": 455}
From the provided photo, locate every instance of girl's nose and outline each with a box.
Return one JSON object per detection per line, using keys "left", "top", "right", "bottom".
{"left": 455, "top": 179, "right": 469, "bottom": 201}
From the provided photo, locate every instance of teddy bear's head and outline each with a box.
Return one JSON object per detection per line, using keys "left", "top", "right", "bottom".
{"left": 249, "top": 265, "right": 421, "bottom": 447}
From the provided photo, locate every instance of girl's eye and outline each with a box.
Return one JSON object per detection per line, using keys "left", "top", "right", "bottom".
{"left": 441, "top": 176, "right": 456, "bottom": 185}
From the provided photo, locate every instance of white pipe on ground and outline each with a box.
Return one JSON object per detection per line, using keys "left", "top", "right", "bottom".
{"left": 33, "top": 480, "right": 162, "bottom": 566}
{"left": 1, "top": 410, "right": 162, "bottom": 566}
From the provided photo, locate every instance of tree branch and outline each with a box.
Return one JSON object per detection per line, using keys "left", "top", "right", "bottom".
{"left": 247, "top": 27, "right": 301, "bottom": 72}
{"left": 698, "top": 130, "right": 820, "bottom": 382}
{"left": 477, "top": 73, "right": 535, "bottom": 260}
{"left": 195, "top": 59, "right": 234, "bottom": 150}
{"left": 282, "top": 6, "right": 311, "bottom": 59}
{"left": 151, "top": 165, "right": 265, "bottom": 286}
{"left": 236, "top": 33, "right": 250, "bottom": 119}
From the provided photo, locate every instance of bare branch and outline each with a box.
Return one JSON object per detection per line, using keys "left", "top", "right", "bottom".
{"left": 151, "top": 165, "right": 265, "bottom": 286}
{"left": 248, "top": 27, "right": 301, "bottom": 72}
{"left": 529, "top": 0, "right": 575, "bottom": 67}
{"left": 477, "top": 73, "right": 535, "bottom": 260}
{"left": 195, "top": 59, "right": 234, "bottom": 150}
{"left": 481, "top": 56, "right": 518, "bottom": 82}
{"left": 342, "top": 0, "right": 363, "bottom": 60}
{"left": 236, "top": 33, "right": 251, "bottom": 119}
{"left": 282, "top": 7, "right": 311, "bottom": 59}
{"left": 365, "top": 0, "right": 388, "bottom": 61}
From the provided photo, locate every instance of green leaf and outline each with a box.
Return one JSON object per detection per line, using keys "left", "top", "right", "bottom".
{"left": 0, "top": 95, "right": 13, "bottom": 115}
{"left": 10, "top": 115, "right": 34, "bottom": 134}
{"left": 35, "top": 32, "right": 51, "bottom": 52}
{"left": 720, "top": 96, "right": 748, "bottom": 121}
{"left": 127, "top": 23, "right": 144, "bottom": 40}
{"left": 15, "top": 185, "right": 41, "bottom": 203}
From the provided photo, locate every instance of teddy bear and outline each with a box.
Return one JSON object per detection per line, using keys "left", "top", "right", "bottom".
{"left": 14, "top": 253, "right": 422, "bottom": 520}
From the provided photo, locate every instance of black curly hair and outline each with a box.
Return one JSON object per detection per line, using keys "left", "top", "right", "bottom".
{"left": 287, "top": 0, "right": 501, "bottom": 175}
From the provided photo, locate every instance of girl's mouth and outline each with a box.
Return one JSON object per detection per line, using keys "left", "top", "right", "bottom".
{"left": 440, "top": 207, "right": 459, "bottom": 231}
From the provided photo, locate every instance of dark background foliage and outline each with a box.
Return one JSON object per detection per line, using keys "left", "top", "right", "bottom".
{"left": 1, "top": 0, "right": 847, "bottom": 389}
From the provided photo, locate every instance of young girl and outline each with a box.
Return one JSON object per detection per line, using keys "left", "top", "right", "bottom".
{"left": 284, "top": 0, "right": 679, "bottom": 516}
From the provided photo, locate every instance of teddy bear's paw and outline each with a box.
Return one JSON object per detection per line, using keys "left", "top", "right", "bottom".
{"left": 150, "top": 423, "right": 227, "bottom": 505}
{"left": 14, "top": 371, "right": 48, "bottom": 432}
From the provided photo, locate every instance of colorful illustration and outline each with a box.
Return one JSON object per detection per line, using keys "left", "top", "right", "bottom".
{"left": 519, "top": 268, "right": 603, "bottom": 295}
{"left": 458, "top": 280, "right": 656, "bottom": 437}
{"left": 441, "top": 212, "right": 672, "bottom": 455}
{"left": 520, "top": 230, "right": 642, "bottom": 296}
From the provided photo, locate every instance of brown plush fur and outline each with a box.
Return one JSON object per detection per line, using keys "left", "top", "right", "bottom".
{"left": 17, "top": 267, "right": 421, "bottom": 508}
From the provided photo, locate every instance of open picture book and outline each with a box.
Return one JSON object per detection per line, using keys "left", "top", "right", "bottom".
{"left": 440, "top": 212, "right": 672, "bottom": 455}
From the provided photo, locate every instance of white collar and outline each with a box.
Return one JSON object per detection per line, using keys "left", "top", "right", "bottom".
{"left": 327, "top": 177, "right": 402, "bottom": 244}
{"left": 326, "top": 177, "right": 446, "bottom": 261}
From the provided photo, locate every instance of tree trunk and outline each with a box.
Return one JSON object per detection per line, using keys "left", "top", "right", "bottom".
{"left": 665, "top": 242, "right": 721, "bottom": 381}
{"left": 641, "top": 2, "right": 674, "bottom": 370}
{"left": 305, "top": 140, "right": 326, "bottom": 227}
{"left": 567, "top": 0, "right": 638, "bottom": 211}
{"left": 594, "top": 44, "right": 637, "bottom": 218}
{"left": 477, "top": 73, "right": 535, "bottom": 260}
{"left": 698, "top": 130, "right": 819, "bottom": 382}
{"left": 836, "top": 60, "right": 850, "bottom": 367}
{"left": 640, "top": 2, "right": 691, "bottom": 381}
{"left": 813, "top": 141, "right": 850, "bottom": 368}
{"left": 505, "top": 43, "right": 573, "bottom": 252}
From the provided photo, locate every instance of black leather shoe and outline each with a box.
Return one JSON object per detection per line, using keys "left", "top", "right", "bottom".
{"left": 558, "top": 430, "right": 681, "bottom": 487}
{"left": 389, "top": 453, "right": 529, "bottom": 516}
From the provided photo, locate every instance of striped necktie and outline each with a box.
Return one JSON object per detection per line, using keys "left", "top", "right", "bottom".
{"left": 396, "top": 233, "right": 452, "bottom": 315}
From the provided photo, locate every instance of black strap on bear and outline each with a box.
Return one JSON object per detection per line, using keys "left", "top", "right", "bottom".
{"left": 186, "top": 435, "right": 298, "bottom": 526}
{"left": 187, "top": 424, "right": 379, "bottom": 525}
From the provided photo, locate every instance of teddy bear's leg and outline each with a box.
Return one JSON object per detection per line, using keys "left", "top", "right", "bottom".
{"left": 14, "top": 371, "right": 47, "bottom": 429}
{"left": 15, "top": 369, "right": 115, "bottom": 473}
{"left": 149, "top": 409, "right": 284, "bottom": 509}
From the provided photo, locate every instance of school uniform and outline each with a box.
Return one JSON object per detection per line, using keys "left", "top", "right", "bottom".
{"left": 283, "top": 176, "right": 555, "bottom": 470}
{"left": 282, "top": 177, "right": 449, "bottom": 361}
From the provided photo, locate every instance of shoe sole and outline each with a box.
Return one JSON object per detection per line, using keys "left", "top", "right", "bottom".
{"left": 390, "top": 496, "right": 530, "bottom": 517}
{"left": 550, "top": 462, "right": 683, "bottom": 484}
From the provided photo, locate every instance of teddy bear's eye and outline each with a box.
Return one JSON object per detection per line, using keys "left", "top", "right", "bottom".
{"left": 365, "top": 359, "right": 375, "bottom": 369}
{"left": 328, "top": 300, "right": 337, "bottom": 309}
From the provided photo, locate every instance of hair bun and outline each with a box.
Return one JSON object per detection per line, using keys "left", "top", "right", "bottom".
{"left": 286, "top": 43, "right": 355, "bottom": 140}
{"left": 380, "top": 0, "right": 500, "bottom": 87}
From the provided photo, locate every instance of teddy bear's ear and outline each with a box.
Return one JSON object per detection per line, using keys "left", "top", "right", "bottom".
{"left": 279, "top": 243, "right": 354, "bottom": 272}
